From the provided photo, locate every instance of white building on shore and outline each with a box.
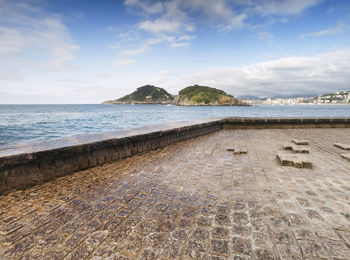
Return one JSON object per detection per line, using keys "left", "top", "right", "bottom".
{"left": 242, "top": 91, "right": 350, "bottom": 105}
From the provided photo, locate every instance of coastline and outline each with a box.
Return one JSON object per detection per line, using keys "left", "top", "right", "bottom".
{"left": 103, "top": 102, "right": 349, "bottom": 106}
{"left": 264, "top": 103, "right": 350, "bottom": 106}
{"left": 102, "top": 102, "right": 250, "bottom": 106}
{"left": 1, "top": 117, "right": 349, "bottom": 195}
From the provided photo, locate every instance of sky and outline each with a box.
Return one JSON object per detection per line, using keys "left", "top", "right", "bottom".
{"left": 1, "top": 0, "right": 350, "bottom": 103}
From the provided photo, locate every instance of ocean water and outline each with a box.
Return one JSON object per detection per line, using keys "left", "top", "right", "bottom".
{"left": 0, "top": 104, "right": 349, "bottom": 148}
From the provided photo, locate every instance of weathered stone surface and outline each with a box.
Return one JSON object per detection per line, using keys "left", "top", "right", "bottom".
{"left": 212, "top": 227, "right": 229, "bottom": 238}
{"left": 211, "top": 239, "right": 230, "bottom": 256}
{"left": 298, "top": 240, "right": 329, "bottom": 258}
{"left": 255, "top": 248, "right": 276, "bottom": 260}
{"left": 0, "top": 128, "right": 350, "bottom": 259}
{"left": 232, "top": 237, "right": 251, "bottom": 255}
{"left": 186, "top": 240, "right": 206, "bottom": 259}
{"left": 276, "top": 244, "right": 302, "bottom": 260}
{"left": 334, "top": 142, "right": 350, "bottom": 150}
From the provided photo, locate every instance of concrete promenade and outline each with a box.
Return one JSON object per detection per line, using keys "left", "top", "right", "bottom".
{"left": 1, "top": 128, "right": 350, "bottom": 259}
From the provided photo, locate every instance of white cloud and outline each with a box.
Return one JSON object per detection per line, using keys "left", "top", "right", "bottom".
{"left": 134, "top": 0, "right": 248, "bottom": 34}
{"left": 119, "top": 46, "right": 149, "bottom": 56}
{"left": 115, "top": 4, "right": 198, "bottom": 59}
{"left": 182, "top": 48, "right": 350, "bottom": 97}
{"left": 253, "top": 0, "right": 323, "bottom": 16}
{"left": 171, "top": 42, "right": 190, "bottom": 48}
{"left": 300, "top": 23, "right": 349, "bottom": 38}
{"left": 113, "top": 59, "right": 135, "bottom": 68}
{"left": 177, "top": 35, "right": 196, "bottom": 42}
{"left": 121, "top": 0, "right": 325, "bottom": 61}
{"left": 37, "top": 18, "right": 80, "bottom": 68}
{"left": 0, "top": 0, "right": 79, "bottom": 71}
{"left": 124, "top": 0, "right": 164, "bottom": 14}
{"left": 184, "top": 0, "right": 247, "bottom": 30}
{"left": 0, "top": 27, "right": 27, "bottom": 54}
{"left": 258, "top": 31, "right": 274, "bottom": 39}
{"left": 123, "top": 0, "right": 323, "bottom": 42}
{"left": 150, "top": 69, "right": 179, "bottom": 95}
{"left": 139, "top": 18, "right": 182, "bottom": 34}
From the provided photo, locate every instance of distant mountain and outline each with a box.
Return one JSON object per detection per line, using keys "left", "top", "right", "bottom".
{"left": 103, "top": 85, "right": 174, "bottom": 104}
{"left": 174, "top": 85, "right": 248, "bottom": 106}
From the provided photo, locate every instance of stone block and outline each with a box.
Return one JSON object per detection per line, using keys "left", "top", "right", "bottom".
{"left": 211, "top": 239, "right": 230, "bottom": 256}
{"left": 227, "top": 147, "right": 248, "bottom": 154}
{"left": 283, "top": 145, "right": 309, "bottom": 153}
{"left": 334, "top": 143, "right": 350, "bottom": 150}
{"left": 119, "top": 150, "right": 126, "bottom": 159}
{"left": 331, "top": 118, "right": 347, "bottom": 124}
{"left": 88, "top": 157, "right": 98, "bottom": 167}
{"left": 55, "top": 157, "right": 73, "bottom": 176}
{"left": 6, "top": 167, "right": 27, "bottom": 190}
{"left": 131, "top": 146, "right": 137, "bottom": 155}
{"left": 276, "top": 153, "right": 312, "bottom": 169}
{"left": 105, "top": 153, "right": 112, "bottom": 163}
{"left": 97, "top": 156, "right": 105, "bottom": 165}
{"left": 37, "top": 161, "right": 55, "bottom": 181}
{"left": 341, "top": 153, "right": 350, "bottom": 161}
{"left": 316, "top": 118, "right": 332, "bottom": 124}
{"left": 0, "top": 170, "right": 7, "bottom": 193}
{"left": 282, "top": 145, "right": 293, "bottom": 151}
{"left": 78, "top": 157, "right": 89, "bottom": 170}
{"left": 25, "top": 163, "right": 45, "bottom": 186}
{"left": 291, "top": 139, "right": 308, "bottom": 145}
{"left": 125, "top": 147, "right": 132, "bottom": 157}
{"left": 234, "top": 149, "right": 247, "bottom": 155}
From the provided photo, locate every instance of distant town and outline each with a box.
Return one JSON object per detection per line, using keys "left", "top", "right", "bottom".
{"left": 242, "top": 91, "right": 350, "bottom": 105}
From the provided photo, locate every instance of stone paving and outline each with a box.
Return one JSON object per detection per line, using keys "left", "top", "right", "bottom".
{"left": 1, "top": 128, "right": 350, "bottom": 260}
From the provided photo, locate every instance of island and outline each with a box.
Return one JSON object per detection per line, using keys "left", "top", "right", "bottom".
{"left": 103, "top": 84, "right": 248, "bottom": 106}
{"left": 174, "top": 85, "right": 248, "bottom": 106}
{"left": 102, "top": 85, "right": 174, "bottom": 104}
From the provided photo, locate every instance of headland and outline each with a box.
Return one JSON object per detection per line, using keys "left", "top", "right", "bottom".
{"left": 102, "top": 84, "right": 249, "bottom": 106}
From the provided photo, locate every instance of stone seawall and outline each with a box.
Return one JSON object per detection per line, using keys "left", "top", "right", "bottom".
{"left": 0, "top": 118, "right": 223, "bottom": 195}
{"left": 223, "top": 117, "right": 350, "bottom": 129}
{"left": 0, "top": 117, "right": 349, "bottom": 195}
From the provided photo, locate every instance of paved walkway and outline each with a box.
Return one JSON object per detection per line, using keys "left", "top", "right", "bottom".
{"left": 1, "top": 129, "right": 350, "bottom": 259}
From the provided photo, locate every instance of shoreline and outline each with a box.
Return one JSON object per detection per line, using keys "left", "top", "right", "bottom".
{"left": 1, "top": 117, "right": 350, "bottom": 195}
{"left": 259, "top": 103, "right": 350, "bottom": 106}
{"left": 102, "top": 102, "right": 349, "bottom": 106}
{"left": 102, "top": 102, "right": 250, "bottom": 106}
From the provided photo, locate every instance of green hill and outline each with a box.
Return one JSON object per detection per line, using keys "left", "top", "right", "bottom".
{"left": 174, "top": 84, "right": 246, "bottom": 106}
{"left": 103, "top": 85, "right": 173, "bottom": 104}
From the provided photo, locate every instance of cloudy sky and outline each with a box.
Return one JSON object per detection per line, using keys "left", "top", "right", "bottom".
{"left": 1, "top": 0, "right": 350, "bottom": 103}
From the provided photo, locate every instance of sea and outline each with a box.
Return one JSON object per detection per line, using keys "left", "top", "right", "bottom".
{"left": 0, "top": 104, "right": 349, "bottom": 149}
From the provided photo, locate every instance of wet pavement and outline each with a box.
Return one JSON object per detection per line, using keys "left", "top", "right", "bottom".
{"left": 1, "top": 128, "right": 350, "bottom": 260}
